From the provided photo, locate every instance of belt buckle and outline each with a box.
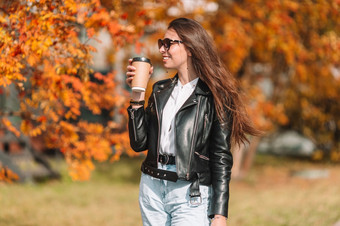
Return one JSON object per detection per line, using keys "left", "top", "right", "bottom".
{"left": 189, "top": 195, "right": 202, "bottom": 206}
{"left": 160, "top": 154, "right": 169, "bottom": 165}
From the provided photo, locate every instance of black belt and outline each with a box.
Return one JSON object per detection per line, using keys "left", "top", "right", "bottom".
{"left": 158, "top": 154, "right": 176, "bottom": 165}
{"left": 141, "top": 162, "right": 201, "bottom": 205}
{"left": 141, "top": 162, "right": 178, "bottom": 182}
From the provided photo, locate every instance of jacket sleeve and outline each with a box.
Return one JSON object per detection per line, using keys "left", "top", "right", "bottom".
{"left": 127, "top": 104, "right": 149, "bottom": 152}
{"left": 208, "top": 116, "right": 233, "bottom": 218}
{"left": 127, "top": 81, "right": 159, "bottom": 152}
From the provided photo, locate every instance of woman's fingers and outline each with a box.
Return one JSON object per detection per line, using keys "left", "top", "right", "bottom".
{"left": 126, "top": 58, "right": 136, "bottom": 87}
{"left": 126, "top": 73, "right": 134, "bottom": 87}
{"left": 127, "top": 64, "right": 136, "bottom": 72}
{"left": 126, "top": 71, "right": 135, "bottom": 77}
{"left": 126, "top": 77, "right": 133, "bottom": 87}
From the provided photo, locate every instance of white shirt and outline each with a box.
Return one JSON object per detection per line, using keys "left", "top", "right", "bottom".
{"left": 160, "top": 77, "right": 199, "bottom": 156}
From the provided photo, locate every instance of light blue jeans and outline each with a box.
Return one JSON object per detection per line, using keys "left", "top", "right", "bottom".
{"left": 139, "top": 163, "right": 211, "bottom": 226}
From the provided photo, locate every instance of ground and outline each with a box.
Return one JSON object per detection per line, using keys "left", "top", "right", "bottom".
{"left": 0, "top": 154, "right": 339, "bottom": 226}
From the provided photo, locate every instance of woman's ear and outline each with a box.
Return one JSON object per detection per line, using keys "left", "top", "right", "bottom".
{"left": 184, "top": 44, "right": 192, "bottom": 56}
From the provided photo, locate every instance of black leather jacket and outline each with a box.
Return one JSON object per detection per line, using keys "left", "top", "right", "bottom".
{"left": 127, "top": 75, "right": 233, "bottom": 218}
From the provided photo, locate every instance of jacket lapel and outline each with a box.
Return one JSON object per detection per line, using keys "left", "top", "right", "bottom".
{"left": 154, "top": 75, "right": 211, "bottom": 116}
{"left": 177, "top": 78, "right": 211, "bottom": 112}
{"left": 177, "top": 93, "right": 198, "bottom": 112}
{"left": 154, "top": 75, "right": 177, "bottom": 121}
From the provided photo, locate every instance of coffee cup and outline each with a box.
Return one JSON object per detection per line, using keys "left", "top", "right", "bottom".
{"left": 131, "top": 57, "right": 152, "bottom": 92}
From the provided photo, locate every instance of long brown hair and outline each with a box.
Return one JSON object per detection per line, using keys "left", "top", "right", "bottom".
{"left": 168, "top": 18, "right": 260, "bottom": 145}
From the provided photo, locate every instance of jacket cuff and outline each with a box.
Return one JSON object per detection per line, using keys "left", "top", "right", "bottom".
{"left": 127, "top": 106, "right": 147, "bottom": 152}
{"left": 208, "top": 175, "right": 231, "bottom": 218}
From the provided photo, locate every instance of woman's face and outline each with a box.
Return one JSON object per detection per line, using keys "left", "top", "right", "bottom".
{"left": 159, "top": 29, "right": 190, "bottom": 70}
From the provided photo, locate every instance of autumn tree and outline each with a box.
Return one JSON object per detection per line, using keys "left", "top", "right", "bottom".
{"left": 2, "top": 0, "right": 338, "bottom": 183}
{"left": 0, "top": 0, "right": 179, "bottom": 181}
{"left": 204, "top": 0, "right": 340, "bottom": 161}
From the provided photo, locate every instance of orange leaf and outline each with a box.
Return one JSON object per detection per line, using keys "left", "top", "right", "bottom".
{"left": 87, "top": 28, "right": 95, "bottom": 38}
{"left": 108, "top": 21, "right": 120, "bottom": 35}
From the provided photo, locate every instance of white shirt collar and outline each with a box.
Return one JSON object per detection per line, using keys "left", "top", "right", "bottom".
{"left": 176, "top": 77, "right": 199, "bottom": 90}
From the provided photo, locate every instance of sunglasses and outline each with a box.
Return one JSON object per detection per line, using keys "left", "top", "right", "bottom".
{"left": 158, "top": 38, "right": 184, "bottom": 50}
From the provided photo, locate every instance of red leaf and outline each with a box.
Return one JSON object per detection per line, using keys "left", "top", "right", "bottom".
{"left": 145, "top": 19, "right": 152, "bottom": 26}
{"left": 137, "top": 10, "right": 146, "bottom": 17}
{"left": 120, "top": 13, "right": 128, "bottom": 20}
{"left": 37, "top": 116, "right": 47, "bottom": 123}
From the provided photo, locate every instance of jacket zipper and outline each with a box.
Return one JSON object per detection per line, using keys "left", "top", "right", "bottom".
{"left": 130, "top": 110, "right": 137, "bottom": 142}
{"left": 153, "top": 93, "right": 161, "bottom": 164}
{"left": 203, "top": 113, "right": 208, "bottom": 131}
{"left": 187, "top": 97, "right": 201, "bottom": 180}
{"left": 174, "top": 99, "right": 197, "bottom": 174}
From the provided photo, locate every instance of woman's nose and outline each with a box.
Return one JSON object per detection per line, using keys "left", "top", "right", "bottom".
{"left": 159, "top": 45, "right": 166, "bottom": 53}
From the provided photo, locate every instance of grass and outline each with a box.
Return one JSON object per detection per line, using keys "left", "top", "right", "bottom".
{"left": 229, "top": 155, "right": 340, "bottom": 226}
{"left": 0, "top": 157, "right": 144, "bottom": 226}
{"left": 0, "top": 154, "right": 339, "bottom": 226}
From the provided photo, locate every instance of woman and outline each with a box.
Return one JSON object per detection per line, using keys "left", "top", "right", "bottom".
{"left": 126, "top": 18, "right": 258, "bottom": 226}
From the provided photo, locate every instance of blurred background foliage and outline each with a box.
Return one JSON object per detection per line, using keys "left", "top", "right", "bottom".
{"left": 0, "top": 0, "right": 339, "bottom": 182}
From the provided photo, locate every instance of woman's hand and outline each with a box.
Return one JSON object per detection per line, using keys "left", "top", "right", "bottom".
{"left": 211, "top": 215, "right": 227, "bottom": 226}
{"left": 126, "top": 59, "right": 136, "bottom": 88}
{"left": 126, "top": 58, "right": 153, "bottom": 88}
{"left": 126, "top": 58, "right": 153, "bottom": 108}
